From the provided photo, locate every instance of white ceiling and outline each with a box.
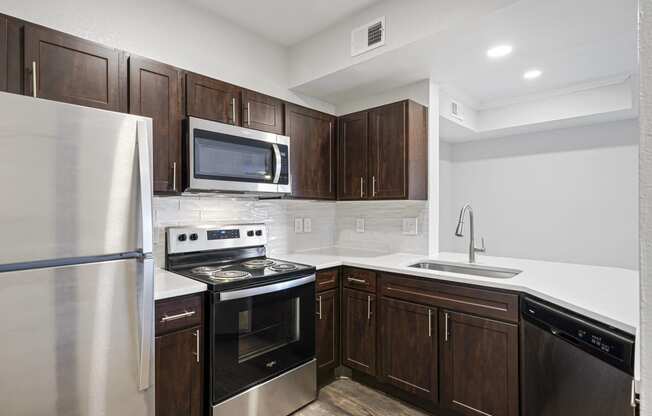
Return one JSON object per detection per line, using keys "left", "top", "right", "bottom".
{"left": 184, "top": 0, "right": 381, "bottom": 45}
{"left": 292, "top": 0, "right": 638, "bottom": 108}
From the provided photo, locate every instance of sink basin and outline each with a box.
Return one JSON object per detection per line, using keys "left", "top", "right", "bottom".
{"left": 409, "top": 261, "right": 522, "bottom": 279}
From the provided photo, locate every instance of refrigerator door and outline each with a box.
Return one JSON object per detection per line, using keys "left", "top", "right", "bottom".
{"left": 0, "top": 257, "right": 155, "bottom": 416}
{"left": 0, "top": 92, "right": 153, "bottom": 266}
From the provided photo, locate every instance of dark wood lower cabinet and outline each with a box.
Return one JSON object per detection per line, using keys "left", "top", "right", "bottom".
{"left": 342, "top": 288, "right": 376, "bottom": 376}
{"left": 316, "top": 289, "right": 339, "bottom": 375}
{"left": 440, "top": 311, "right": 519, "bottom": 416}
{"left": 155, "top": 326, "right": 203, "bottom": 416}
{"left": 379, "top": 298, "right": 437, "bottom": 402}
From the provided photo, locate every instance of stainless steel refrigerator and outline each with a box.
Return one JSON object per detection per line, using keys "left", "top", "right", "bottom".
{"left": 0, "top": 92, "right": 155, "bottom": 416}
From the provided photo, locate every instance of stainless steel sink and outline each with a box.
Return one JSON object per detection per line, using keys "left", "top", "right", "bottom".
{"left": 409, "top": 261, "right": 522, "bottom": 279}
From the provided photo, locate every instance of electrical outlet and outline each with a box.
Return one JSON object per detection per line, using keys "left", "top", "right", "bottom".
{"left": 303, "top": 218, "right": 312, "bottom": 233}
{"left": 402, "top": 218, "right": 418, "bottom": 235}
{"left": 294, "top": 218, "right": 303, "bottom": 233}
{"left": 355, "top": 218, "right": 365, "bottom": 233}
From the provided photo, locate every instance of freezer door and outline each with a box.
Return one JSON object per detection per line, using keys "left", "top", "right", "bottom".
{"left": 0, "top": 258, "right": 155, "bottom": 416}
{"left": 0, "top": 92, "right": 153, "bottom": 265}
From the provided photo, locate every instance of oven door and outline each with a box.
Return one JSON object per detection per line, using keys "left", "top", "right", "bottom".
{"left": 210, "top": 275, "right": 315, "bottom": 404}
{"left": 187, "top": 117, "right": 290, "bottom": 193}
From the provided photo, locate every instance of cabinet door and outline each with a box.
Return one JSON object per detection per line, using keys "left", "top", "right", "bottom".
{"left": 186, "top": 72, "right": 241, "bottom": 125}
{"left": 368, "top": 101, "right": 407, "bottom": 199}
{"left": 155, "top": 327, "right": 203, "bottom": 416}
{"left": 24, "top": 25, "right": 125, "bottom": 111}
{"left": 129, "top": 56, "right": 182, "bottom": 194}
{"left": 316, "top": 289, "right": 339, "bottom": 373}
{"left": 440, "top": 311, "right": 519, "bottom": 416}
{"left": 285, "top": 104, "right": 336, "bottom": 199}
{"left": 379, "top": 298, "right": 437, "bottom": 402}
{"left": 0, "top": 15, "right": 6, "bottom": 92}
{"left": 342, "top": 288, "right": 376, "bottom": 376}
{"left": 337, "top": 111, "right": 368, "bottom": 200}
{"left": 242, "top": 89, "right": 284, "bottom": 134}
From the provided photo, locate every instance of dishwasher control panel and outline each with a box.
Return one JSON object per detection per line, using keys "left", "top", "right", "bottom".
{"left": 522, "top": 297, "right": 635, "bottom": 375}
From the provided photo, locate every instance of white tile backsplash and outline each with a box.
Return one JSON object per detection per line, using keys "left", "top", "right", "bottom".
{"left": 153, "top": 196, "right": 429, "bottom": 264}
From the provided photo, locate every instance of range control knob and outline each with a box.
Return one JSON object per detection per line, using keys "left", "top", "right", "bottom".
{"left": 255, "top": 230, "right": 263, "bottom": 236}
{"left": 247, "top": 231, "right": 255, "bottom": 237}
{"left": 178, "top": 234, "right": 187, "bottom": 242}
{"left": 189, "top": 233, "right": 199, "bottom": 241}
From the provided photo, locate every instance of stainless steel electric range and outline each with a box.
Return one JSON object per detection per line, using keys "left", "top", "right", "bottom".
{"left": 165, "top": 224, "right": 316, "bottom": 416}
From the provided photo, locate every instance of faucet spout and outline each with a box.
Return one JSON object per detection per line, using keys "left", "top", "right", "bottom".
{"left": 454, "top": 204, "right": 485, "bottom": 263}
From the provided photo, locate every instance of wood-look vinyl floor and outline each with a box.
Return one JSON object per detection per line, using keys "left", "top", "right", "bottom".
{"left": 294, "top": 379, "right": 429, "bottom": 416}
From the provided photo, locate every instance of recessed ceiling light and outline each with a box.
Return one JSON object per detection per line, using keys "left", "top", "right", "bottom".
{"left": 487, "top": 45, "right": 513, "bottom": 59}
{"left": 523, "top": 69, "right": 543, "bottom": 80}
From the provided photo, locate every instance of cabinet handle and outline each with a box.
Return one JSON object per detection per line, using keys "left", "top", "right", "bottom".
{"left": 32, "top": 61, "right": 37, "bottom": 98}
{"left": 360, "top": 177, "right": 364, "bottom": 198}
{"left": 192, "top": 330, "right": 200, "bottom": 363}
{"left": 329, "top": 122, "right": 333, "bottom": 193}
{"left": 428, "top": 309, "right": 432, "bottom": 337}
{"left": 372, "top": 176, "right": 376, "bottom": 197}
{"left": 171, "top": 162, "right": 177, "bottom": 192}
{"left": 161, "top": 310, "right": 195, "bottom": 322}
{"left": 347, "top": 277, "right": 367, "bottom": 285}
{"left": 317, "top": 296, "right": 322, "bottom": 320}
{"left": 231, "top": 98, "right": 236, "bottom": 124}
{"left": 444, "top": 312, "right": 450, "bottom": 342}
{"left": 631, "top": 379, "right": 640, "bottom": 410}
{"left": 247, "top": 102, "right": 251, "bottom": 126}
{"left": 367, "top": 296, "right": 372, "bottom": 320}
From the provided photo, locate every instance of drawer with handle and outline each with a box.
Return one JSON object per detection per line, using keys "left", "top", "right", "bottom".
{"left": 316, "top": 269, "right": 339, "bottom": 292}
{"left": 343, "top": 267, "right": 376, "bottom": 293}
{"left": 155, "top": 293, "right": 203, "bottom": 335}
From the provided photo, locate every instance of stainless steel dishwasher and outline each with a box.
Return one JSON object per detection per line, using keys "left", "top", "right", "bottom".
{"left": 521, "top": 297, "right": 637, "bottom": 416}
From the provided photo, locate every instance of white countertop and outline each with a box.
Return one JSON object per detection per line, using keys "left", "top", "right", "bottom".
{"left": 277, "top": 247, "right": 640, "bottom": 379}
{"left": 155, "top": 267, "right": 207, "bottom": 300}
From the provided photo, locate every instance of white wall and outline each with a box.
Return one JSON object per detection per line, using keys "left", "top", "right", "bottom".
{"left": 1, "top": 0, "right": 334, "bottom": 113}
{"left": 639, "top": 0, "right": 652, "bottom": 410}
{"left": 335, "top": 79, "right": 429, "bottom": 115}
{"left": 440, "top": 119, "right": 639, "bottom": 269}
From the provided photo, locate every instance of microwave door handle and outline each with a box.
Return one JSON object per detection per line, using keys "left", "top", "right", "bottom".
{"left": 219, "top": 274, "right": 315, "bottom": 301}
{"left": 272, "top": 143, "right": 282, "bottom": 184}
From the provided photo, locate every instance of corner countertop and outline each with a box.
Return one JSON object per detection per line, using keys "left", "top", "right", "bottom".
{"left": 155, "top": 267, "right": 207, "bottom": 301}
{"left": 277, "top": 247, "right": 640, "bottom": 379}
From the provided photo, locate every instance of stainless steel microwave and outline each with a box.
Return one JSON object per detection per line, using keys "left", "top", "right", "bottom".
{"left": 186, "top": 117, "right": 290, "bottom": 194}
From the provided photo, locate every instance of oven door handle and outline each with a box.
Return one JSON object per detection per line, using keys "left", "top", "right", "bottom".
{"left": 272, "top": 143, "right": 282, "bottom": 184}
{"left": 219, "top": 274, "right": 315, "bottom": 301}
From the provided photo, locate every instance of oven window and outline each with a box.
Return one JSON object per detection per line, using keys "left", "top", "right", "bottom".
{"left": 194, "top": 129, "right": 275, "bottom": 183}
{"left": 238, "top": 298, "right": 300, "bottom": 363}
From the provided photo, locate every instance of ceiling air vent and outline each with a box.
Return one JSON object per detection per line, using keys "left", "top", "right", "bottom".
{"left": 351, "top": 17, "right": 386, "bottom": 57}
{"left": 450, "top": 100, "right": 464, "bottom": 121}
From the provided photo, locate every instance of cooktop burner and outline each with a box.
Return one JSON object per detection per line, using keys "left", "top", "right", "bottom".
{"left": 209, "top": 270, "right": 252, "bottom": 281}
{"left": 191, "top": 266, "right": 224, "bottom": 275}
{"left": 268, "top": 263, "right": 298, "bottom": 272}
{"left": 242, "top": 259, "right": 276, "bottom": 269}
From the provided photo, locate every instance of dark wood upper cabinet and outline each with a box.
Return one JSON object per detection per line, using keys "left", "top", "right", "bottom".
{"left": 285, "top": 103, "right": 336, "bottom": 199}
{"left": 242, "top": 89, "right": 284, "bottom": 134}
{"left": 338, "top": 100, "right": 427, "bottom": 201}
{"left": 5, "top": 16, "right": 24, "bottom": 95}
{"left": 186, "top": 72, "right": 241, "bottom": 125}
{"left": 379, "top": 297, "right": 438, "bottom": 403}
{"left": 129, "top": 55, "right": 183, "bottom": 194}
{"left": 342, "top": 288, "right": 376, "bottom": 376}
{"left": 155, "top": 326, "right": 203, "bottom": 416}
{"left": 316, "top": 288, "right": 339, "bottom": 374}
{"left": 338, "top": 111, "right": 368, "bottom": 200}
{"left": 440, "top": 311, "right": 519, "bottom": 416}
{"left": 24, "top": 25, "right": 126, "bottom": 112}
{"left": 0, "top": 14, "right": 6, "bottom": 92}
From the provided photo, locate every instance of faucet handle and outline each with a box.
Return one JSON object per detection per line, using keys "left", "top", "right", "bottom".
{"left": 475, "top": 238, "right": 486, "bottom": 253}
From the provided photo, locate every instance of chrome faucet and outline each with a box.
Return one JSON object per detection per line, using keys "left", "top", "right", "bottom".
{"left": 455, "top": 204, "right": 486, "bottom": 263}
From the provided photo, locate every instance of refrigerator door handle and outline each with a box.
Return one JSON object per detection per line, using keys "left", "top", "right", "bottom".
{"left": 138, "top": 256, "right": 155, "bottom": 391}
{"left": 136, "top": 119, "right": 153, "bottom": 254}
